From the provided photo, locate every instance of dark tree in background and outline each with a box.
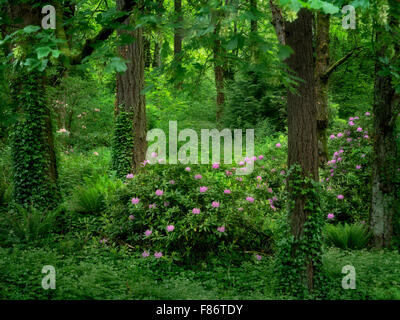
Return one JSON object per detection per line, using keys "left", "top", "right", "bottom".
{"left": 370, "top": 0, "right": 399, "bottom": 248}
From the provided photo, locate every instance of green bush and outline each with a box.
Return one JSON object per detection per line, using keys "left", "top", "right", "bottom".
{"left": 102, "top": 159, "right": 285, "bottom": 262}
{"left": 324, "top": 223, "right": 371, "bottom": 250}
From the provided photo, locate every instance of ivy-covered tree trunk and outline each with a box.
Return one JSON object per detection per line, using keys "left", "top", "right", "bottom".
{"left": 8, "top": 2, "right": 59, "bottom": 209}
{"left": 315, "top": 12, "right": 330, "bottom": 166}
{"left": 283, "top": 8, "right": 321, "bottom": 293}
{"left": 113, "top": 0, "right": 147, "bottom": 176}
{"left": 370, "top": 0, "right": 399, "bottom": 248}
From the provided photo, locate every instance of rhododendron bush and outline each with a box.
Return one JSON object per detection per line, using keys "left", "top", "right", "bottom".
{"left": 102, "top": 157, "right": 288, "bottom": 261}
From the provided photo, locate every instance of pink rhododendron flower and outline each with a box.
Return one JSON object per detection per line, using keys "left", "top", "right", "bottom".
{"left": 126, "top": 173, "right": 134, "bottom": 179}
{"left": 356, "top": 165, "right": 361, "bottom": 169}
{"left": 155, "top": 189, "right": 164, "bottom": 196}
{"left": 364, "top": 135, "right": 369, "bottom": 139}
{"left": 151, "top": 152, "right": 158, "bottom": 158}
{"left": 199, "top": 186, "right": 208, "bottom": 193}
{"left": 236, "top": 177, "right": 243, "bottom": 181}
{"left": 255, "top": 255, "right": 262, "bottom": 261}
{"left": 192, "top": 208, "right": 200, "bottom": 214}
{"left": 128, "top": 215, "right": 134, "bottom": 220}
{"left": 194, "top": 174, "right": 202, "bottom": 180}
{"left": 145, "top": 230, "right": 152, "bottom": 236}
{"left": 166, "top": 225, "right": 175, "bottom": 232}
{"left": 365, "top": 112, "right": 371, "bottom": 116}
{"left": 217, "top": 226, "right": 225, "bottom": 232}
{"left": 337, "top": 132, "right": 343, "bottom": 138}
{"left": 347, "top": 138, "right": 352, "bottom": 142}
{"left": 238, "top": 161, "right": 245, "bottom": 166}
{"left": 212, "top": 201, "right": 220, "bottom": 208}
{"left": 246, "top": 196, "right": 255, "bottom": 203}
{"left": 131, "top": 197, "right": 140, "bottom": 204}
{"left": 185, "top": 167, "right": 191, "bottom": 172}
{"left": 280, "top": 170, "right": 286, "bottom": 175}
{"left": 327, "top": 213, "right": 335, "bottom": 220}
{"left": 337, "top": 194, "right": 344, "bottom": 200}
{"left": 329, "top": 134, "right": 336, "bottom": 139}
{"left": 258, "top": 155, "right": 264, "bottom": 160}
{"left": 142, "top": 251, "right": 150, "bottom": 258}
{"left": 154, "top": 252, "right": 163, "bottom": 259}
{"left": 276, "top": 143, "right": 282, "bottom": 148}
{"left": 267, "top": 188, "right": 273, "bottom": 193}
{"left": 256, "top": 176, "right": 262, "bottom": 181}
{"left": 357, "top": 127, "right": 363, "bottom": 132}
{"left": 349, "top": 121, "right": 355, "bottom": 126}
{"left": 224, "top": 189, "right": 231, "bottom": 194}
{"left": 212, "top": 163, "right": 220, "bottom": 169}
{"left": 225, "top": 170, "right": 233, "bottom": 176}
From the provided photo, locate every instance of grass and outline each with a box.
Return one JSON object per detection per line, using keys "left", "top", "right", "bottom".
{"left": 0, "top": 241, "right": 399, "bottom": 300}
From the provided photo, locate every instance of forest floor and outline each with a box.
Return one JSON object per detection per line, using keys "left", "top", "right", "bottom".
{"left": 1, "top": 243, "right": 399, "bottom": 300}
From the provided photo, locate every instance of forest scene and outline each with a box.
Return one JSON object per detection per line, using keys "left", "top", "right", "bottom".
{"left": 0, "top": 0, "right": 399, "bottom": 301}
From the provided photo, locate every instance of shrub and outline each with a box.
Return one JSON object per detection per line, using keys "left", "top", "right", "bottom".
{"left": 324, "top": 223, "right": 371, "bottom": 250}
{"left": 102, "top": 159, "right": 286, "bottom": 262}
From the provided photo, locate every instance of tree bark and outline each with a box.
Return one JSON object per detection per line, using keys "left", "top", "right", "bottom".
{"left": 370, "top": 0, "right": 399, "bottom": 248}
{"left": 315, "top": 12, "right": 330, "bottom": 166}
{"left": 115, "top": 0, "right": 147, "bottom": 173}
{"left": 285, "top": 8, "right": 319, "bottom": 291}
{"left": 212, "top": 6, "right": 225, "bottom": 124}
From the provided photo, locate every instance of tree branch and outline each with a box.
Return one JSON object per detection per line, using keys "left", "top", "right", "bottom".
{"left": 322, "top": 47, "right": 362, "bottom": 80}
{"left": 70, "top": 0, "right": 137, "bottom": 65}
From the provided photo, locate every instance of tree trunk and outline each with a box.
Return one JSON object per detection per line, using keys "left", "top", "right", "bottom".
{"left": 114, "top": 0, "right": 147, "bottom": 175}
{"left": 315, "top": 12, "right": 330, "bottom": 166}
{"left": 8, "top": 2, "right": 59, "bottom": 209}
{"left": 285, "top": 8, "right": 319, "bottom": 291}
{"left": 269, "top": 0, "right": 286, "bottom": 45}
{"left": 212, "top": 6, "right": 225, "bottom": 124}
{"left": 370, "top": 0, "right": 399, "bottom": 248}
{"left": 144, "top": 35, "right": 151, "bottom": 69}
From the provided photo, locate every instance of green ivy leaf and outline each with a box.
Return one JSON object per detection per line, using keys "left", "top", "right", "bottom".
{"left": 36, "top": 47, "right": 51, "bottom": 59}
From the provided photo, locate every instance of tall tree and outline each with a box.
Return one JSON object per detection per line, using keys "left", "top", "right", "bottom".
{"left": 284, "top": 8, "right": 320, "bottom": 292}
{"left": 7, "top": 1, "right": 60, "bottom": 209}
{"left": 113, "top": 0, "right": 147, "bottom": 175}
{"left": 370, "top": 0, "right": 399, "bottom": 248}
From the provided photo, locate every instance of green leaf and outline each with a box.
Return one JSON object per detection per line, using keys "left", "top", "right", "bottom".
{"left": 225, "top": 37, "right": 238, "bottom": 51}
{"left": 105, "top": 57, "right": 128, "bottom": 74}
{"left": 23, "top": 25, "right": 41, "bottom": 34}
{"left": 277, "top": 45, "right": 294, "bottom": 61}
{"left": 36, "top": 47, "right": 51, "bottom": 59}
{"left": 51, "top": 49, "right": 61, "bottom": 58}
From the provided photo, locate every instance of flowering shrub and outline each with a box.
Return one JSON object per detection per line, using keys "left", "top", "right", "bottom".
{"left": 320, "top": 112, "right": 373, "bottom": 223}
{"left": 102, "top": 156, "right": 288, "bottom": 262}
